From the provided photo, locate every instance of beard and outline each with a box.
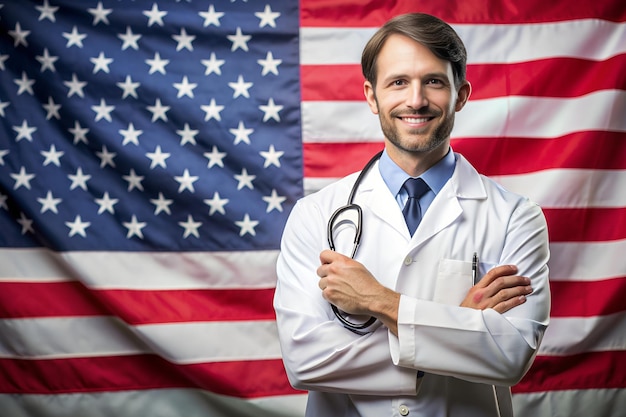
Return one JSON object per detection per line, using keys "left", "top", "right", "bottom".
{"left": 379, "top": 106, "right": 455, "bottom": 154}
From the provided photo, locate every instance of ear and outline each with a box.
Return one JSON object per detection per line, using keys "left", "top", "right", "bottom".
{"left": 455, "top": 80, "right": 472, "bottom": 112}
{"left": 363, "top": 80, "right": 379, "bottom": 115}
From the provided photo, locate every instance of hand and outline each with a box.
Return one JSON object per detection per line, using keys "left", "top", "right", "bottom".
{"left": 317, "top": 250, "right": 400, "bottom": 325}
{"left": 460, "top": 265, "right": 532, "bottom": 313}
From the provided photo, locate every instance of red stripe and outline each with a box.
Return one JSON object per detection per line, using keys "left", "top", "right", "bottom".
{"left": 0, "top": 282, "right": 276, "bottom": 323}
{"left": 513, "top": 350, "right": 626, "bottom": 393}
{"left": 452, "top": 132, "right": 626, "bottom": 175}
{"left": 303, "top": 131, "right": 626, "bottom": 178}
{"left": 543, "top": 208, "right": 626, "bottom": 243}
{"left": 0, "top": 356, "right": 300, "bottom": 398}
{"left": 549, "top": 278, "right": 626, "bottom": 317}
{"left": 302, "top": 56, "right": 626, "bottom": 101}
{"left": 301, "top": 0, "right": 626, "bottom": 26}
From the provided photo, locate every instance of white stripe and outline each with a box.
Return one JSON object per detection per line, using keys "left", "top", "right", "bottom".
{"left": 0, "top": 248, "right": 279, "bottom": 289}
{"left": 0, "top": 316, "right": 282, "bottom": 363}
{"left": 301, "top": 20, "right": 626, "bottom": 65}
{"left": 0, "top": 390, "right": 307, "bottom": 417}
{"left": 549, "top": 240, "right": 626, "bottom": 281}
{"left": 539, "top": 312, "right": 626, "bottom": 355}
{"left": 303, "top": 169, "right": 626, "bottom": 209}
{"left": 512, "top": 388, "right": 626, "bottom": 417}
{"left": 491, "top": 169, "right": 626, "bottom": 208}
{"left": 302, "top": 90, "right": 626, "bottom": 142}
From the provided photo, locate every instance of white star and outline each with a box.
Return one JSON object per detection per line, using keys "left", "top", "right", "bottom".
{"left": 37, "top": 191, "right": 62, "bottom": 214}
{"left": 119, "top": 122, "right": 143, "bottom": 145}
{"left": 96, "top": 145, "right": 116, "bottom": 168}
{"left": 176, "top": 123, "right": 199, "bottom": 146}
{"left": 143, "top": 3, "right": 167, "bottom": 27}
{"left": 116, "top": 75, "right": 140, "bottom": 99}
{"left": 35, "top": 48, "right": 58, "bottom": 72}
{"left": 263, "top": 189, "right": 287, "bottom": 213}
{"left": 150, "top": 192, "right": 173, "bottom": 215}
{"left": 234, "top": 168, "right": 256, "bottom": 190}
{"left": 198, "top": 5, "right": 224, "bottom": 27}
{"left": 36, "top": 0, "right": 59, "bottom": 22}
{"left": 203, "top": 145, "right": 226, "bottom": 168}
{"left": 64, "top": 73, "right": 87, "bottom": 98}
{"left": 172, "top": 28, "right": 195, "bottom": 51}
{"left": 260, "top": 144, "right": 284, "bottom": 168}
{"left": 203, "top": 191, "right": 229, "bottom": 215}
{"left": 41, "top": 144, "right": 64, "bottom": 166}
{"left": 173, "top": 76, "right": 197, "bottom": 98}
{"left": 88, "top": 2, "right": 112, "bottom": 25}
{"left": 174, "top": 169, "right": 199, "bottom": 193}
{"left": 259, "top": 97, "right": 283, "bottom": 122}
{"left": 90, "top": 51, "right": 113, "bottom": 74}
{"left": 227, "top": 27, "right": 251, "bottom": 52}
{"left": 123, "top": 215, "right": 147, "bottom": 239}
{"left": 229, "top": 121, "right": 254, "bottom": 145}
{"left": 255, "top": 5, "right": 280, "bottom": 28}
{"left": 235, "top": 213, "right": 259, "bottom": 237}
{"left": 13, "top": 120, "right": 37, "bottom": 142}
{"left": 14, "top": 71, "right": 35, "bottom": 95}
{"left": 178, "top": 215, "right": 202, "bottom": 238}
{"left": 66, "top": 215, "right": 91, "bottom": 238}
{"left": 201, "top": 52, "right": 225, "bottom": 75}
{"left": 69, "top": 121, "right": 89, "bottom": 144}
{"left": 10, "top": 167, "right": 36, "bottom": 190}
{"left": 17, "top": 212, "right": 35, "bottom": 235}
{"left": 0, "top": 149, "right": 9, "bottom": 165}
{"left": 43, "top": 96, "right": 61, "bottom": 120}
{"left": 122, "top": 169, "right": 144, "bottom": 191}
{"left": 146, "top": 52, "right": 169, "bottom": 75}
{"left": 68, "top": 167, "right": 91, "bottom": 191}
{"left": 9, "top": 22, "right": 30, "bottom": 47}
{"left": 228, "top": 75, "right": 253, "bottom": 99}
{"left": 91, "top": 99, "right": 115, "bottom": 122}
{"left": 258, "top": 51, "right": 282, "bottom": 76}
{"left": 147, "top": 98, "right": 170, "bottom": 122}
{"left": 62, "top": 26, "right": 87, "bottom": 48}
{"left": 0, "top": 100, "right": 9, "bottom": 117}
{"left": 95, "top": 192, "right": 118, "bottom": 214}
{"left": 0, "top": 55, "right": 8, "bottom": 71}
{"left": 118, "top": 26, "right": 142, "bottom": 50}
{"left": 200, "top": 99, "right": 224, "bottom": 122}
{"left": 146, "top": 145, "right": 170, "bottom": 169}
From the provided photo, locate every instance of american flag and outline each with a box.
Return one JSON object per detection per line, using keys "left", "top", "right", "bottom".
{"left": 0, "top": 1, "right": 624, "bottom": 416}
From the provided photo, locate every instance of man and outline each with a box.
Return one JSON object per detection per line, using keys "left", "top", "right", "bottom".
{"left": 274, "top": 13, "right": 550, "bottom": 417}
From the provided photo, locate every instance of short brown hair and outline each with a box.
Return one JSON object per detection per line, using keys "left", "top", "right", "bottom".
{"left": 361, "top": 13, "right": 467, "bottom": 89}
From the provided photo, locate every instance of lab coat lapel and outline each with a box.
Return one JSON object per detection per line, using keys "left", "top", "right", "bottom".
{"left": 414, "top": 155, "right": 488, "bottom": 247}
{"left": 354, "top": 162, "right": 409, "bottom": 237}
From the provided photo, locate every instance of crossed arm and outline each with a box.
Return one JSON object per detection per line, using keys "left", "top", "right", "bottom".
{"left": 317, "top": 249, "right": 533, "bottom": 336}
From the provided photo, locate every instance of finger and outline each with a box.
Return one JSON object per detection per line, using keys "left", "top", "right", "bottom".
{"left": 479, "top": 264, "right": 518, "bottom": 287}
{"left": 493, "top": 294, "right": 528, "bottom": 314}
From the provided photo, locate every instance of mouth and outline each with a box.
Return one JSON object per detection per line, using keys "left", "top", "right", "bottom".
{"left": 400, "top": 116, "right": 432, "bottom": 124}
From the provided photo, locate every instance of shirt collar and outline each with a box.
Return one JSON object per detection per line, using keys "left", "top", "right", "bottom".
{"left": 378, "top": 147, "right": 456, "bottom": 197}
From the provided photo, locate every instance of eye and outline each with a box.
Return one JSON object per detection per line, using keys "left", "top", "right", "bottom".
{"left": 392, "top": 79, "right": 407, "bottom": 87}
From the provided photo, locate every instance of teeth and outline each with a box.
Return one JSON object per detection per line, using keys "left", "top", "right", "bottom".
{"left": 403, "top": 117, "right": 429, "bottom": 123}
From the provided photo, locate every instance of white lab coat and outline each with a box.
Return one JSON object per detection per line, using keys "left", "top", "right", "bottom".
{"left": 274, "top": 153, "right": 550, "bottom": 417}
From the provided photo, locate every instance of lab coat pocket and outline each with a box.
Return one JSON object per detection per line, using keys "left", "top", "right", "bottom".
{"left": 433, "top": 259, "right": 473, "bottom": 305}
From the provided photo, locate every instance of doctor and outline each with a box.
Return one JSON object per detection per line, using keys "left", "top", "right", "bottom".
{"left": 274, "top": 12, "right": 550, "bottom": 417}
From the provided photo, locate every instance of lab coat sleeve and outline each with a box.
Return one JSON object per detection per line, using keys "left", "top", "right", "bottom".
{"left": 274, "top": 198, "right": 420, "bottom": 395}
{"left": 392, "top": 199, "right": 550, "bottom": 386}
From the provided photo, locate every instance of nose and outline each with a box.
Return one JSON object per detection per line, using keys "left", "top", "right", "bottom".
{"left": 406, "top": 82, "right": 428, "bottom": 109}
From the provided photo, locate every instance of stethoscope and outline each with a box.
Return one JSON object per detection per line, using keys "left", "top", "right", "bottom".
{"left": 326, "top": 150, "right": 383, "bottom": 332}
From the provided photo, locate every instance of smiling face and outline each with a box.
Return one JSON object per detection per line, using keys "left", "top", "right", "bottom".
{"left": 364, "top": 34, "right": 471, "bottom": 175}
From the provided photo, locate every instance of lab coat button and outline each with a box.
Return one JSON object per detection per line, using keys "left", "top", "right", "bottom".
{"left": 399, "top": 404, "right": 410, "bottom": 416}
{"left": 403, "top": 256, "right": 412, "bottom": 265}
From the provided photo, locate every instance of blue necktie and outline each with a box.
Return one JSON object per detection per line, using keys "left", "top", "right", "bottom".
{"left": 402, "top": 178, "right": 430, "bottom": 235}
